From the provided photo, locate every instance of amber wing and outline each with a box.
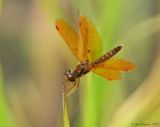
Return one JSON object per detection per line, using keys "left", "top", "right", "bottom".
{"left": 92, "top": 58, "right": 136, "bottom": 80}
{"left": 79, "top": 16, "right": 103, "bottom": 63}
{"left": 55, "top": 19, "right": 83, "bottom": 62}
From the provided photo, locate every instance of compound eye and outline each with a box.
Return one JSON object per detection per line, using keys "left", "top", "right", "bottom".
{"left": 68, "top": 74, "right": 75, "bottom": 81}
{"left": 65, "top": 69, "right": 71, "bottom": 75}
{"left": 68, "top": 74, "right": 72, "bottom": 78}
{"left": 66, "top": 71, "right": 69, "bottom": 75}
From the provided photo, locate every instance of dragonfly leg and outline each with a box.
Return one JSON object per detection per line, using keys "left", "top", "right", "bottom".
{"left": 63, "top": 79, "right": 80, "bottom": 97}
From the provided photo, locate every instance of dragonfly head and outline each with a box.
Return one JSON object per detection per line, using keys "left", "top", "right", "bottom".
{"left": 64, "top": 69, "right": 75, "bottom": 82}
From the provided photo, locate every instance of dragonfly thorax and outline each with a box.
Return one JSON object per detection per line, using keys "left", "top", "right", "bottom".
{"left": 65, "top": 60, "right": 90, "bottom": 82}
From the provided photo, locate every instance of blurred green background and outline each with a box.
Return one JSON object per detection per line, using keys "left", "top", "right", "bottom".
{"left": 0, "top": 0, "right": 160, "bottom": 127}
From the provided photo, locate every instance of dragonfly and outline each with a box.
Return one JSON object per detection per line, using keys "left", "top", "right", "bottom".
{"left": 55, "top": 16, "right": 136, "bottom": 97}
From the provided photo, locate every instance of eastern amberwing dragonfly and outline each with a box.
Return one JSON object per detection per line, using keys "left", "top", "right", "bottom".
{"left": 55, "top": 16, "right": 135, "bottom": 97}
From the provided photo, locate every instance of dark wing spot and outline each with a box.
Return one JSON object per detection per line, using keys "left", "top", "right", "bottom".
{"left": 87, "top": 49, "right": 90, "bottom": 53}
{"left": 75, "top": 48, "right": 78, "bottom": 51}
{"left": 108, "top": 78, "right": 112, "bottom": 81}
{"left": 55, "top": 25, "right": 59, "bottom": 31}
{"left": 101, "top": 64, "right": 104, "bottom": 67}
{"left": 123, "top": 68, "right": 129, "bottom": 71}
{"left": 78, "top": 21, "right": 81, "bottom": 27}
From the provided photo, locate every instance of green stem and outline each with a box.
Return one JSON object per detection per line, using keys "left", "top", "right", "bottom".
{"left": 63, "top": 96, "right": 70, "bottom": 127}
{"left": 82, "top": 73, "right": 96, "bottom": 127}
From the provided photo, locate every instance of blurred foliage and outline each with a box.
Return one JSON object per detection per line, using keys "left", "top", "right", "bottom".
{"left": 0, "top": 0, "right": 160, "bottom": 127}
{"left": 0, "top": 0, "right": 2, "bottom": 16}
{"left": 0, "top": 65, "right": 15, "bottom": 127}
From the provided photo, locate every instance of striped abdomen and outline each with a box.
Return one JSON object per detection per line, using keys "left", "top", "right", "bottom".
{"left": 90, "top": 45, "right": 123, "bottom": 68}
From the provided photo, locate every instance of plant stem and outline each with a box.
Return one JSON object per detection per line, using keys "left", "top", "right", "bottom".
{"left": 63, "top": 95, "right": 70, "bottom": 127}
